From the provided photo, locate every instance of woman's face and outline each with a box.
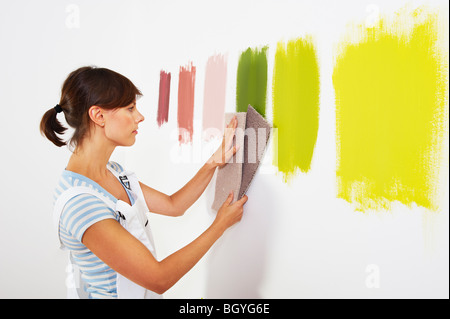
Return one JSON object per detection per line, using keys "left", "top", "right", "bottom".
{"left": 102, "top": 101, "right": 145, "bottom": 147}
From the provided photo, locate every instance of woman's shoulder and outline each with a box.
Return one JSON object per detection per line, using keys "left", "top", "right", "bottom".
{"left": 53, "top": 163, "right": 124, "bottom": 205}
{"left": 60, "top": 192, "right": 117, "bottom": 242}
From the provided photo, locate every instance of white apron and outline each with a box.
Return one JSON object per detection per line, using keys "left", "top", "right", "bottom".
{"left": 53, "top": 166, "right": 163, "bottom": 299}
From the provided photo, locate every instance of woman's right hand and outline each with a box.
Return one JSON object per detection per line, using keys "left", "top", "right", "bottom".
{"left": 213, "top": 192, "right": 248, "bottom": 233}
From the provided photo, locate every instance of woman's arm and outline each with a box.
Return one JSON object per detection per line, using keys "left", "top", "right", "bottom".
{"left": 140, "top": 116, "right": 238, "bottom": 217}
{"left": 82, "top": 191, "right": 247, "bottom": 294}
{"left": 138, "top": 162, "right": 216, "bottom": 217}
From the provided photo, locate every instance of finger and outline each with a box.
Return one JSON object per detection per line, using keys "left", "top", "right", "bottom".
{"left": 226, "top": 144, "right": 241, "bottom": 161}
{"left": 227, "top": 116, "right": 237, "bottom": 128}
{"left": 223, "top": 128, "right": 236, "bottom": 146}
{"left": 226, "top": 117, "right": 233, "bottom": 128}
{"left": 237, "top": 194, "right": 248, "bottom": 205}
{"left": 224, "top": 191, "right": 234, "bottom": 205}
{"left": 225, "top": 125, "right": 236, "bottom": 139}
{"left": 225, "top": 118, "right": 238, "bottom": 136}
{"left": 223, "top": 135, "right": 235, "bottom": 153}
{"left": 224, "top": 145, "right": 237, "bottom": 160}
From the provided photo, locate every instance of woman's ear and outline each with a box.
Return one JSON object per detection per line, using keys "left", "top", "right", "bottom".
{"left": 88, "top": 105, "right": 105, "bottom": 127}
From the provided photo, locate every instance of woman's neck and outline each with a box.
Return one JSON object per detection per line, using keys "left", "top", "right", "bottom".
{"left": 66, "top": 136, "right": 115, "bottom": 181}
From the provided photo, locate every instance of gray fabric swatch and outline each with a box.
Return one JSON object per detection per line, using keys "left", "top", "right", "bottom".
{"left": 239, "top": 105, "right": 272, "bottom": 199}
{"left": 212, "top": 105, "right": 272, "bottom": 211}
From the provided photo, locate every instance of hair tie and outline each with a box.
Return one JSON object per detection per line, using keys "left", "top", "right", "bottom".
{"left": 54, "top": 104, "right": 63, "bottom": 113}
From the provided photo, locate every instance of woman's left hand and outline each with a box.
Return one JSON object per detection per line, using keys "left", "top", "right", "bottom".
{"left": 208, "top": 116, "right": 239, "bottom": 169}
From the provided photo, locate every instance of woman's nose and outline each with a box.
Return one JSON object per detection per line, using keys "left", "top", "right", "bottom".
{"left": 137, "top": 111, "right": 145, "bottom": 123}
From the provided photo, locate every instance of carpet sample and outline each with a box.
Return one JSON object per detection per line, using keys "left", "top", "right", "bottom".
{"left": 212, "top": 105, "right": 272, "bottom": 210}
{"left": 212, "top": 112, "right": 246, "bottom": 211}
{"left": 239, "top": 105, "right": 272, "bottom": 199}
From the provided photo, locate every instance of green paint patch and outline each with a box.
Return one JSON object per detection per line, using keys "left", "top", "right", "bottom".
{"left": 272, "top": 37, "right": 320, "bottom": 182}
{"left": 236, "top": 46, "right": 268, "bottom": 117}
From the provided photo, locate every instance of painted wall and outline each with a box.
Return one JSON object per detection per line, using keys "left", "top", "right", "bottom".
{"left": 0, "top": 0, "right": 448, "bottom": 298}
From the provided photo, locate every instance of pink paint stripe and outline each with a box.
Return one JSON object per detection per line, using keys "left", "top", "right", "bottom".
{"left": 157, "top": 70, "right": 171, "bottom": 127}
{"left": 202, "top": 54, "right": 228, "bottom": 141}
{"left": 177, "top": 62, "right": 196, "bottom": 144}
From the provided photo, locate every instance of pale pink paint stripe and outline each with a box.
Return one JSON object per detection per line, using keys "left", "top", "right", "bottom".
{"left": 202, "top": 54, "right": 228, "bottom": 141}
{"left": 177, "top": 62, "right": 196, "bottom": 144}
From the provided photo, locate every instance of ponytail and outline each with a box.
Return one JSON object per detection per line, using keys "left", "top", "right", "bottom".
{"left": 39, "top": 106, "right": 67, "bottom": 147}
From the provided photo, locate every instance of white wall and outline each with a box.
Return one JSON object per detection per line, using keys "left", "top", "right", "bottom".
{"left": 0, "top": 0, "right": 448, "bottom": 298}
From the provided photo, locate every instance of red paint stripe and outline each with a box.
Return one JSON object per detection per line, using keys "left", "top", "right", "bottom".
{"left": 157, "top": 70, "right": 171, "bottom": 127}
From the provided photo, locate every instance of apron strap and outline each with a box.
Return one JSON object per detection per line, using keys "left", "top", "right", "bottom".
{"left": 106, "top": 166, "right": 147, "bottom": 206}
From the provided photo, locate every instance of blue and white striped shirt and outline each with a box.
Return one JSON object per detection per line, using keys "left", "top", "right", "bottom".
{"left": 53, "top": 161, "right": 134, "bottom": 299}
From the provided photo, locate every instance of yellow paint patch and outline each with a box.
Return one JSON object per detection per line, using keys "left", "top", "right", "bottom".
{"left": 333, "top": 6, "right": 448, "bottom": 212}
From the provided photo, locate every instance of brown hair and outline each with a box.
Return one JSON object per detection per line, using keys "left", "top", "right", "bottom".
{"left": 39, "top": 66, "right": 142, "bottom": 148}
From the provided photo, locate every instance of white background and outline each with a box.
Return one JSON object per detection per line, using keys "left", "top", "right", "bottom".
{"left": 0, "top": 0, "right": 448, "bottom": 298}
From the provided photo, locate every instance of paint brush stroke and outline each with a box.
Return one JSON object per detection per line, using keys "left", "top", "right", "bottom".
{"left": 203, "top": 54, "right": 228, "bottom": 140}
{"left": 178, "top": 62, "right": 196, "bottom": 144}
{"left": 272, "top": 37, "right": 320, "bottom": 182}
{"left": 157, "top": 70, "right": 171, "bottom": 127}
{"left": 236, "top": 46, "right": 268, "bottom": 117}
{"left": 333, "top": 6, "right": 448, "bottom": 212}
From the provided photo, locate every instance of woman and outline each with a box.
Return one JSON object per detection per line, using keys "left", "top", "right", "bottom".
{"left": 40, "top": 66, "right": 248, "bottom": 299}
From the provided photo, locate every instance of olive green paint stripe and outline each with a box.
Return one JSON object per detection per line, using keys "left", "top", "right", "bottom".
{"left": 236, "top": 46, "right": 268, "bottom": 117}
